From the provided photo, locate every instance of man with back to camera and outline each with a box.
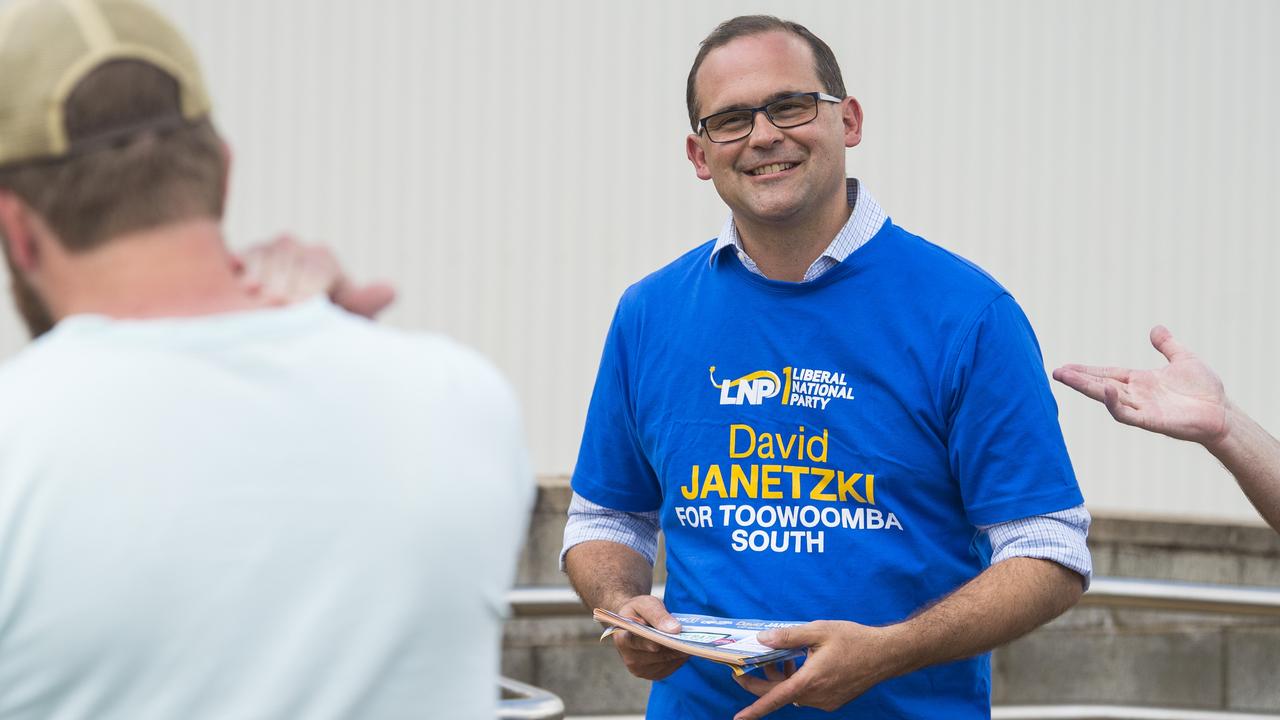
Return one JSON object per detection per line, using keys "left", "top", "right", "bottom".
{"left": 562, "top": 15, "right": 1092, "bottom": 719}
{"left": 0, "top": 1, "right": 531, "bottom": 718}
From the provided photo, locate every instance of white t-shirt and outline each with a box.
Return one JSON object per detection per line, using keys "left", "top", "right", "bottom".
{"left": 0, "top": 299, "right": 532, "bottom": 720}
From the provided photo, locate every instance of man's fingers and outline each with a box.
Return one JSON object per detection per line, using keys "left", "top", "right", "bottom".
{"left": 734, "top": 670, "right": 784, "bottom": 697}
{"left": 613, "top": 629, "right": 687, "bottom": 681}
{"left": 612, "top": 625, "right": 686, "bottom": 656}
{"left": 257, "top": 242, "right": 301, "bottom": 299}
{"left": 332, "top": 282, "right": 396, "bottom": 319}
{"left": 238, "top": 247, "right": 266, "bottom": 289}
{"left": 238, "top": 236, "right": 393, "bottom": 316}
{"left": 1150, "top": 325, "right": 1190, "bottom": 363}
{"left": 239, "top": 234, "right": 352, "bottom": 304}
{"left": 614, "top": 631, "right": 673, "bottom": 656}
{"left": 1060, "top": 363, "right": 1132, "bottom": 382}
{"left": 762, "top": 661, "right": 790, "bottom": 682}
{"left": 609, "top": 595, "right": 687, "bottom": 681}
{"left": 1103, "top": 385, "right": 1148, "bottom": 427}
{"left": 1056, "top": 367, "right": 1145, "bottom": 413}
{"left": 1103, "top": 384, "right": 1146, "bottom": 426}
{"left": 1052, "top": 367, "right": 1110, "bottom": 402}
{"left": 734, "top": 673, "right": 807, "bottom": 720}
{"left": 625, "top": 653, "right": 687, "bottom": 681}
{"left": 1102, "top": 383, "right": 1122, "bottom": 413}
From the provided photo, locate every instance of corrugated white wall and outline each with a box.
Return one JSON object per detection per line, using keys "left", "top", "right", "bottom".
{"left": 1, "top": 1, "right": 1275, "bottom": 522}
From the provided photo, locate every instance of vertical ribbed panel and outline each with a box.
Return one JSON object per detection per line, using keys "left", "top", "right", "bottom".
{"left": 0, "top": 1, "right": 1274, "bottom": 522}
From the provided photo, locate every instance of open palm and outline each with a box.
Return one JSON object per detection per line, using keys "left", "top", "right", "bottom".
{"left": 1053, "top": 326, "right": 1228, "bottom": 445}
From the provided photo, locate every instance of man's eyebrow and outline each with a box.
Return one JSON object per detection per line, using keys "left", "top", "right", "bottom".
{"left": 705, "top": 90, "right": 809, "bottom": 116}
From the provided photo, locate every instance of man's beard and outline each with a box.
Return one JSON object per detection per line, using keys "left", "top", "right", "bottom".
{"left": 7, "top": 263, "right": 55, "bottom": 339}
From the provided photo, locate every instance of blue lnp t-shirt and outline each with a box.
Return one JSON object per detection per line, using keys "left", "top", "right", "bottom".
{"left": 572, "top": 220, "right": 1084, "bottom": 719}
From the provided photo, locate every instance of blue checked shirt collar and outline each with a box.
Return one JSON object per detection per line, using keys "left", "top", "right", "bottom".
{"left": 710, "top": 178, "right": 888, "bottom": 282}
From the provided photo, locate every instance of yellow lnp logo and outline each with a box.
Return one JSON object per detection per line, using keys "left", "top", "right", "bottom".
{"left": 710, "top": 366, "right": 782, "bottom": 405}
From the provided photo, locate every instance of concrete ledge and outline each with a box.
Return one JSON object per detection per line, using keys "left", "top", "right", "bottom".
{"left": 993, "top": 707, "right": 1280, "bottom": 719}
{"left": 1089, "top": 516, "right": 1280, "bottom": 555}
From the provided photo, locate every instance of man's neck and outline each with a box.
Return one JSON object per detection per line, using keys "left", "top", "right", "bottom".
{"left": 47, "top": 219, "right": 264, "bottom": 322}
{"left": 733, "top": 186, "right": 852, "bottom": 282}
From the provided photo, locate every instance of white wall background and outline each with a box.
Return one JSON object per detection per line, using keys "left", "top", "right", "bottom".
{"left": 1, "top": 1, "right": 1275, "bottom": 523}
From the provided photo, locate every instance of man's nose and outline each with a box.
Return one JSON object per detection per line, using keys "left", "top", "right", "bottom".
{"left": 747, "top": 110, "right": 784, "bottom": 148}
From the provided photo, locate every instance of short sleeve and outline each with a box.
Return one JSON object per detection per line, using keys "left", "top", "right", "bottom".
{"left": 570, "top": 296, "right": 663, "bottom": 512}
{"left": 945, "top": 294, "right": 1084, "bottom": 526}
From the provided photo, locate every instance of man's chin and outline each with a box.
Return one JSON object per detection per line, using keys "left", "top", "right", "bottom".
{"left": 735, "top": 178, "right": 809, "bottom": 213}
{"left": 736, "top": 195, "right": 808, "bottom": 226}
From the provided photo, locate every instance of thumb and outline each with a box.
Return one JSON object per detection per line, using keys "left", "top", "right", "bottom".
{"left": 630, "top": 597, "right": 682, "bottom": 634}
{"left": 333, "top": 282, "right": 396, "bottom": 319}
{"left": 1150, "top": 325, "right": 1190, "bottom": 363}
{"left": 757, "top": 622, "right": 820, "bottom": 649}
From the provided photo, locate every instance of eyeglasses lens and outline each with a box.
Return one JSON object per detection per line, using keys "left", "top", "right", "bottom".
{"left": 703, "top": 94, "right": 819, "bottom": 142}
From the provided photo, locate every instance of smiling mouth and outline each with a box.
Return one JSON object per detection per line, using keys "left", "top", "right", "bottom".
{"left": 747, "top": 162, "right": 797, "bottom": 177}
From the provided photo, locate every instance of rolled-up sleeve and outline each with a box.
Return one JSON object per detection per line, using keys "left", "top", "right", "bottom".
{"left": 560, "top": 492, "right": 660, "bottom": 571}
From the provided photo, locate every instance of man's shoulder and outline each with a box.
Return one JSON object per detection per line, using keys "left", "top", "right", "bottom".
{"left": 311, "top": 306, "right": 517, "bottom": 405}
{"left": 0, "top": 304, "right": 514, "bottom": 414}
{"left": 317, "top": 305, "right": 474, "bottom": 364}
{"left": 0, "top": 326, "right": 97, "bottom": 395}
{"left": 266, "top": 299, "right": 481, "bottom": 366}
{"left": 881, "top": 221, "right": 1009, "bottom": 302}
{"left": 621, "top": 238, "right": 719, "bottom": 302}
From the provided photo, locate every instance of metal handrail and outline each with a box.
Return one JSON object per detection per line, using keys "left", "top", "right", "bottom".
{"left": 507, "top": 577, "right": 1280, "bottom": 618}
{"left": 498, "top": 676, "right": 565, "bottom": 720}
{"left": 507, "top": 586, "right": 588, "bottom": 618}
{"left": 550, "top": 711, "right": 1280, "bottom": 720}
{"left": 993, "top": 706, "right": 1280, "bottom": 719}
{"left": 1079, "top": 577, "right": 1280, "bottom": 616}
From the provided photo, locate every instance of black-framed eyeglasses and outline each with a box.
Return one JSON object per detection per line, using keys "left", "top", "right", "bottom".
{"left": 698, "top": 92, "right": 842, "bottom": 143}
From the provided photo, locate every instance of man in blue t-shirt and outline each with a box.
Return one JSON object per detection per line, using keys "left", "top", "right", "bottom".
{"left": 563, "top": 14, "right": 1091, "bottom": 720}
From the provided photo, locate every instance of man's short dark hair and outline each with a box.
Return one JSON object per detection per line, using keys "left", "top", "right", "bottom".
{"left": 685, "top": 15, "right": 847, "bottom": 132}
{"left": 0, "top": 60, "right": 226, "bottom": 253}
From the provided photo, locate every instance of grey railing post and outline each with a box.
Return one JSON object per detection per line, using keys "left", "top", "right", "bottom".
{"left": 497, "top": 676, "right": 565, "bottom": 720}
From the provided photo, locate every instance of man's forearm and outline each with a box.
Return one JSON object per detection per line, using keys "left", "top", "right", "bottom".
{"left": 889, "top": 557, "right": 1082, "bottom": 674}
{"left": 733, "top": 557, "right": 1084, "bottom": 717}
{"left": 564, "top": 539, "right": 655, "bottom": 613}
{"left": 1207, "top": 402, "right": 1280, "bottom": 533}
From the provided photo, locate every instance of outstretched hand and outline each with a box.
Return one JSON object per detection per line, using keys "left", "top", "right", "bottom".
{"left": 236, "top": 234, "right": 396, "bottom": 319}
{"left": 1053, "top": 326, "right": 1228, "bottom": 446}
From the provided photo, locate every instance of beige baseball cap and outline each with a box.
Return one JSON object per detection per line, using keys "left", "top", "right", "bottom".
{"left": 0, "top": 0, "right": 211, "bottom": 168}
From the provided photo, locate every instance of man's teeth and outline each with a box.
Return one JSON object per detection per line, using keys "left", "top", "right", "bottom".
{"left": 749, "top": 163, "right": 796, "bottom": 176}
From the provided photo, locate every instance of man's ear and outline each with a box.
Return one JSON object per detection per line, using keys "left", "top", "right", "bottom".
{"left": 842, "top": 96, "right": 864, "bottom": 149}
{"left": 686, "top": 133, "right": 713, "bottom": 181}
{"left": 0, "top": 190, "right": 39, "bottom": 271}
